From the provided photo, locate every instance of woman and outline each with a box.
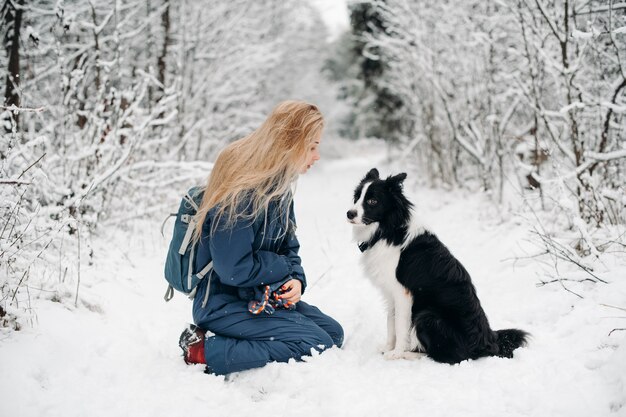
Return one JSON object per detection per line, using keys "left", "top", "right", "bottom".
{"left": 179, "top": 100, "right": 344, "bottom": 375}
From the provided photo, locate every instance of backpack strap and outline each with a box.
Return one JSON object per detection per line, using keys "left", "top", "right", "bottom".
{"left": 186, "top": 261, "right": 214, "bottom": 306}
{"left": 178, "top": 216, "right": 196, "bottom": 255}
{"left": 187, "top": 240, "right": 196, "bottom": 290}
{"left": 196, "top": 260, "right": 214, "bottom": 280}
{"left": 200, "top": 269, "right": 213, "bottom": 308}
{"left": 181, "top": 217, "right": 198, "bottom": 291}
{"left": 164, "top": 285, "right": 175, "bottom": 302}
{"left": 160, "top": 213, "right": 177, "bottom": 238}
{"left": 183, "top": 191, "right": 200, "bottom": 211}
{"left": 178, "top": 189, "right": 200, "bottom": 255}
{"left": 164, "top": 260, "right": 213, "bottom": 303}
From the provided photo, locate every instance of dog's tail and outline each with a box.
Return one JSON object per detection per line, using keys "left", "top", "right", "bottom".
{"left": 495, "top": 329, "right": 529, "bottom": 358}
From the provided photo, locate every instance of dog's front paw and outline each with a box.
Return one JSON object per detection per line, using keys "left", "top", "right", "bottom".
{"left": 383, "top": 350, "right": 423, "bottom": 361}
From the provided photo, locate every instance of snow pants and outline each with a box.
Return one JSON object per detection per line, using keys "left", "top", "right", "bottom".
{"left": 194, "top": 301, "right": 344, "bottom": 375}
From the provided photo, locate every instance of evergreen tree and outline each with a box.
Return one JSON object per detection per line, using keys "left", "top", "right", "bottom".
{"left": 329, "top": 1, "right": 409, "bottom": 142}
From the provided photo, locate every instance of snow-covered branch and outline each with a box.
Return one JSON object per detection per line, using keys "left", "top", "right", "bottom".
{"left": 586, "top": 149, "right": 626, "bottom": 162}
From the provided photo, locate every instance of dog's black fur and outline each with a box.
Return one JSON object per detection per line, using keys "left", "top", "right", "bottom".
{"left": 352, "top": 168, "right": 528, "bottom": 364}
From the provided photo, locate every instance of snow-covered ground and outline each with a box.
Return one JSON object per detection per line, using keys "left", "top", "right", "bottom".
{"left": 1, "top": 146, "right": 625, "bottom": 417}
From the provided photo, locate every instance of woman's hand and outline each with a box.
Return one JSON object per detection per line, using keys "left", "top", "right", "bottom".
{"left": 279, "top": 279, "right": 302, "bottom": 304}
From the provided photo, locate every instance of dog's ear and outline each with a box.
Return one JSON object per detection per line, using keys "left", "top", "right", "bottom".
{"left": 388, "top": 172, "right": 407, "bottom": 187}
{"left": 364, "top": 168, "right": 380, "bottom": 181}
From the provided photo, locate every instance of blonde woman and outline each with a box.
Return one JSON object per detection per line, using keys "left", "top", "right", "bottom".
{"left": 179, "top": 101, "right": 344, "bottom": 375}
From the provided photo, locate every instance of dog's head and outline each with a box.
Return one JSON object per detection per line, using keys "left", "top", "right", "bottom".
{"left": 347, "top": 168, "right": 409, "bottom": 227}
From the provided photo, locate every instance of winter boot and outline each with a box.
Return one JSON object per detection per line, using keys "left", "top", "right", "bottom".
{"left": 179, "top": 324, "right": 206, "bottom": 365}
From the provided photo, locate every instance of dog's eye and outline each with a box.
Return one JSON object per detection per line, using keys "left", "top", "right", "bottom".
{"left": 367, "top": 198, "right": 378, "bottom": 206}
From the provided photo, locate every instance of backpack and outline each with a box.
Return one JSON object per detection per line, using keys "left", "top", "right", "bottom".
{"left": 163, "top": 186, "right": 213, "bottom": 307}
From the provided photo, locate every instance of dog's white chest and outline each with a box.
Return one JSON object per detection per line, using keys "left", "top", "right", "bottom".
{"left": 361, "top": 242, "right": 402, "bottom": 293}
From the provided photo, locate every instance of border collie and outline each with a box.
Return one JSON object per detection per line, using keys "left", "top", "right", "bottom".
{"left": 348, "top": 168, "right": 528, "bottom": 364}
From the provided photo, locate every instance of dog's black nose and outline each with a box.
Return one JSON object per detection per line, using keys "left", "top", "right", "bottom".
{"left": 347, "top": 210, "right": 357, "bottom": 220}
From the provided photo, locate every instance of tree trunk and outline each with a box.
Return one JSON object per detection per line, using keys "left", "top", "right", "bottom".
{"left": 3, "top": 0, "right": 24, "bottom": 130}
{"left": 157, "top": 0, "right": 170, "bottom": 95}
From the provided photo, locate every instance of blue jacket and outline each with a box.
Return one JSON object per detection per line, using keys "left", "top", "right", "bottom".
{"left": 193, "top": 196, "right": 306, "bottom": 317}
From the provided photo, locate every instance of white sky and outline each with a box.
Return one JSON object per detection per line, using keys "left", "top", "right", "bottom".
{"left": 310, "top": 0, "right": 350, "bottom": 41}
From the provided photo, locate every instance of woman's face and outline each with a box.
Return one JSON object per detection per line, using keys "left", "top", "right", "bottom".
{"left": 300, "top": 135, "right": 322, "bottom": 174}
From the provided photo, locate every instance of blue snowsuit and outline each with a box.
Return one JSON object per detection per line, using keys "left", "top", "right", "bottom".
{"left": 192, "top": 196, "right": 343, "bottom": 375}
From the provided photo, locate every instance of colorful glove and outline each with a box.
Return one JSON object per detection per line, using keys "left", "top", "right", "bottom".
{"left": 248, "top": 280, "right": 297, "bottom": 315}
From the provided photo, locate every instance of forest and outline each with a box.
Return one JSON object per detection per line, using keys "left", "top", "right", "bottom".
{"left": 1, "top": 1, "right": 625, "bottom": 416}
{"left": 2, "top": 0, "right": 625, "bottom": 330}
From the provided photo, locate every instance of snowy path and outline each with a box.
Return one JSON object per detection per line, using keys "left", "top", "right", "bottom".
{"left": 1, "top": 149, "right": 625, "bottom": 417}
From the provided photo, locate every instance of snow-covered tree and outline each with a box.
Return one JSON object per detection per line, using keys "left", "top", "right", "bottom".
{"left": 339, "top": 0, "right": 625, "bottom": 230}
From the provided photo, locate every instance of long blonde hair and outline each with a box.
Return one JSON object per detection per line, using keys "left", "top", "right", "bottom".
{"left": 194, "top": 100, "right": 324, "bottom": 239}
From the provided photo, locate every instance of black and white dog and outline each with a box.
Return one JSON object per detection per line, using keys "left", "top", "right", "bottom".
{"left": 348, "top": 168, "right": 528, "bottom": 364}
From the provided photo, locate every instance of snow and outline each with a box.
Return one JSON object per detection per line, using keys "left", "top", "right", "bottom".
{"left": 1, "top": 145, "right": 625, "bottom": 416}
{"left": 613, "top": 26, "right": 626, "bottom": 35}
{"left": 572, "top": 29, "right": 595, "bottom": 40}
{"left": 310, "top": 0, "right": 349, "bottom": 41}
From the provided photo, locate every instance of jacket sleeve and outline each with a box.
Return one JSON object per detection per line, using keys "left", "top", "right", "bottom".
{"left": 279, "top": 232, "right": 307, "bottom": 294}
{"left": 209, "top": 215, "right": 293, "bottom": 288}
{"left": 279, "top": 202, "right": 307, "bottom": 293}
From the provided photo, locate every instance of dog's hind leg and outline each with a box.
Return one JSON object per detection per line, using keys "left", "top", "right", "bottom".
{"left": 414, "top": 310, "right": 467, "bottom": 364}
{"left": 409, "top": 325, "right": 425, "bottom": 353}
